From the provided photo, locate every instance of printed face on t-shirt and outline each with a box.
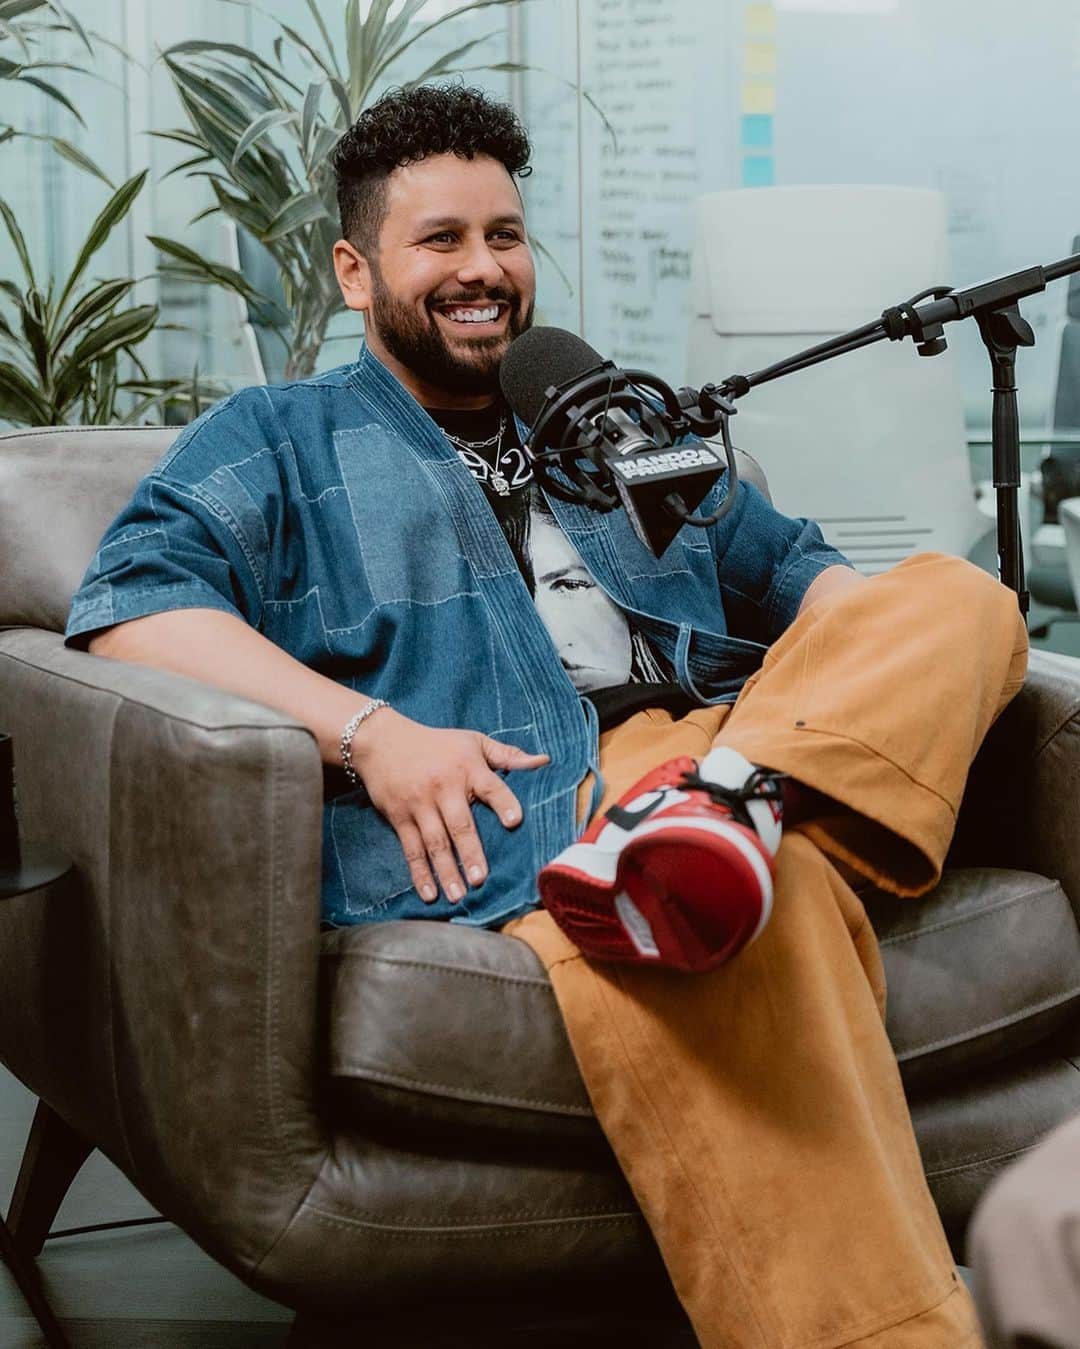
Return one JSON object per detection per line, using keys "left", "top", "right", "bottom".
{"left": 529, "top": 504, "right": 633, "bottom": 691}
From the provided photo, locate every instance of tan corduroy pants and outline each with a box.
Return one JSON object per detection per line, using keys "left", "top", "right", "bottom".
{"left": 505, "top": 554, "right": 1029, "bottom": 1349}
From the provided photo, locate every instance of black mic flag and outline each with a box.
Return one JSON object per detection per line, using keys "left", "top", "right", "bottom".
{"left": 500, "top": 326, "right": 731, "bottom": 556}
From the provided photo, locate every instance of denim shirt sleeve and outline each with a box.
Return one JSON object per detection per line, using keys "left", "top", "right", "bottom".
{"left": 706, "top": 477, "right": 852, "bottom": 643}
{"left": 64, "top": 395, "right": 271, "bottom": 650}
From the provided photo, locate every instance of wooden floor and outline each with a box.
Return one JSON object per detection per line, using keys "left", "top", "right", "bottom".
{"left": 0, "top": 1064, "right": 293, "bottom": 1348}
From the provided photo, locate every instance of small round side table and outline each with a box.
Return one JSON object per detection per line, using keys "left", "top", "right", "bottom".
{"left": 0, "top": 841, "right": 75, "bottom": 1349}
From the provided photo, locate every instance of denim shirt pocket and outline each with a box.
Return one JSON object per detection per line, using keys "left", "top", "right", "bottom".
{"left": 674, "top": 623, "right": 768, "bottom": 704}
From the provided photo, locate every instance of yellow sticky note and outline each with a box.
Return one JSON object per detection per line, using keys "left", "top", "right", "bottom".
{"left": 744, "top": 41, "right": 777, "bottom": 76}
{"left": 746, "top": 3, "right": 777, "bottom": 37}
{"left": 742, "top": 82, "right": 776, "bottom": 114}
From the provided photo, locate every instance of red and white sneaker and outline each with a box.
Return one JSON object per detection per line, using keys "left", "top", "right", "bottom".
{"left": 537, "top": 747, "right": 784, "bottom": 973}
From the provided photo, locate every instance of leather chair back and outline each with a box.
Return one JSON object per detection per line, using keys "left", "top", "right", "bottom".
{"left": 0, "top": 426, "right": 178, "bottom": 632}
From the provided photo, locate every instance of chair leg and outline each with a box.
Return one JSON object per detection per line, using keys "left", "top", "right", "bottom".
{"left": 0, "top": 1215, "right": 72, "bottom": 1348}
{"left": 6, "top": 1100, "right": 93, "bottom": 1257}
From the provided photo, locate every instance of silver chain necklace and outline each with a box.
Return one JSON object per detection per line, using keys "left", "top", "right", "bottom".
{"left": 443, "top": 413, "right": 512, "bottom": 496}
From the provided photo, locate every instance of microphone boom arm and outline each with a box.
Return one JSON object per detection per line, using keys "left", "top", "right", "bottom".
{"left": 691, "top": 248, "right": 1080, "bottom": 615}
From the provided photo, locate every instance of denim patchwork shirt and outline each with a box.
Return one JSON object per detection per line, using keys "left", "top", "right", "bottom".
{"left": 65, "top": 347, "right": 849, "bottom": 929}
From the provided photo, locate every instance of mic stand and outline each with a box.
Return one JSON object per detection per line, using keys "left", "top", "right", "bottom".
{"left": 684, "top": 249, "right": 1080, "bottom": 616}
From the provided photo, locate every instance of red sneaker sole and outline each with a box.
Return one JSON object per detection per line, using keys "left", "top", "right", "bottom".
{"left": 621, "top": 823, "right": 773, "bottom": 967}
{"left": 540, "top": 819, "right": 773, "bottom": 971}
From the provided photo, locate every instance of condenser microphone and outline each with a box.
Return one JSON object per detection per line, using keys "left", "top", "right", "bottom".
{"left": 499, "top": 326, "right": 735, "bottom": 556}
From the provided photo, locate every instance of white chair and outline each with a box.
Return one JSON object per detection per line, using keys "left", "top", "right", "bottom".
{"left": 1060, "top": 497, "right": 1080, "bottom": 610}
{"left": 687, "top": 185, "right": 990, "bottom": 575}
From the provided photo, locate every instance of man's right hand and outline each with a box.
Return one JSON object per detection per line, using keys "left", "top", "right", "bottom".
{"left": 351, "top": 708, "right": 550, "bottom": 905}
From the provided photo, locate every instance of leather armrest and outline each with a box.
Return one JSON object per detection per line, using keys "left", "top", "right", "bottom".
{"left": 0, "top": 627, "right": 330, "bottom": 1276}
{"left": 952, "top": 648, "right": 1080, "bottom": 921}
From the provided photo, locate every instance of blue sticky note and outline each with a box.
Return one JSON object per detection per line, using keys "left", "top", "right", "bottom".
{"left": 742, "top": 155, "right": 775, "bottom": 188}
{"left": 741, "top": 114, "right": 773, "bottom": 149}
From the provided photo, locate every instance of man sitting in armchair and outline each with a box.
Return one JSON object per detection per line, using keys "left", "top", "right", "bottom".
{"left": 65, "top": 82, "right": 1027, "bottom": 1347}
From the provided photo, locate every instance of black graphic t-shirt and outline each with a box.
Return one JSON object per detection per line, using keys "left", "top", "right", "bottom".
{"left": 428, "top": 401, "right": 695, "bottom": 731}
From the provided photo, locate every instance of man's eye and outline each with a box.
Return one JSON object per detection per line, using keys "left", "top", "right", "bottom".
{"left": 490, "top": 231, "right": 522, "bottom": 245}
{"left": 551, "top": 577, "right": 591, "bottom": 593}
{"left": 427, "top": 232, "right": 456, "bottom": 245}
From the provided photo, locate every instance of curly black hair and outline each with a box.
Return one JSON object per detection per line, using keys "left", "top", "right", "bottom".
{"left": 332, "top": 82, "right": 532, "bottom": 256}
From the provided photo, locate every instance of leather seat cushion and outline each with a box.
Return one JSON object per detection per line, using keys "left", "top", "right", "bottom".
{"left": 863, "top": 868, "right": 1080, "bottom": 1090}
{"left": 322, "top": 867, "right": 1080, "bottom": 1139}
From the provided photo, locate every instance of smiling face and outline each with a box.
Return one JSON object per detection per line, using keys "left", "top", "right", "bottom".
{"left": 333, "top": 152, "right": 536, "bottom": 408}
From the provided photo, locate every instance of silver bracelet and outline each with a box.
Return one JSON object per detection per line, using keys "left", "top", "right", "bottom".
{"left": 340, "top": 699, "right": 389, "bottom": 786}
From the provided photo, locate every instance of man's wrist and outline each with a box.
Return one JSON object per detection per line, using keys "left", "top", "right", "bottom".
{"left": 340, "top": 699, "right": 390, "bottom": 785}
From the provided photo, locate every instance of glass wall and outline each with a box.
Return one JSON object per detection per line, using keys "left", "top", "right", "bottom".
{"left": 519, "top": 0, "right": 1080, "bottom": 431}
{"left": 2, "top": 0, "right": 1079, "bottom": 425}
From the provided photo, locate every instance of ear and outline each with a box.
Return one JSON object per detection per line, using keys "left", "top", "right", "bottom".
{"left": 333, "top": 238, "right": 372, "bottom": 313}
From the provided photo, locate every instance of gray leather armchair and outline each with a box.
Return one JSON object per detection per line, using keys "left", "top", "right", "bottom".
{"left": 3, "top": 424, "right": 1080, "bottom": 1344}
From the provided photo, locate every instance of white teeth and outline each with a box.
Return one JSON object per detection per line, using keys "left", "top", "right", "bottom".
{"left": 445, "top": 306, "right": 500, "bottom": 323}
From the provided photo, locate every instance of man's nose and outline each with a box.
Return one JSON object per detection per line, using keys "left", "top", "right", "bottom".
{"left": 456, "top": 237, "right": 504, "bottom": 288}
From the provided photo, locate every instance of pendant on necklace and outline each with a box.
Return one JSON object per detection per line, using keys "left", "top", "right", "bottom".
{"left": 490, "top": 469, "right": 511, "bottom": 496}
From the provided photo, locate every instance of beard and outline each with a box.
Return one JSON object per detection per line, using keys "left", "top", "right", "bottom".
{"left": 367, "top": 268, "right": 534, "bottom": 397}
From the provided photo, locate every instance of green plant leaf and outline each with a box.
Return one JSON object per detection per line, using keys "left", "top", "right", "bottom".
{"left": 251, "top": 61, "right": 302, "bottom": 113}
{"left": 43, "top": 0, "right": 91, "bottom": 55}
{"left": 367, "top": 0, "right": 428, "bottom": 70}
{"left": 18, "top": 285, "right": 49, "bottom": 380}
{"left": 161, "top": 150, "right": 213, "bottom": 181}
{"left": 209, "top": 180, "right": 273, "bottom": 236}
{"left": 361, "top": 0, "right": 396, "bottom": 72}
{"left": 344, "top": 0, "right": 363, "bottom": 97}
{"left": 187, "top": 203, "right": 221, "bottom": 226}
{"left": 456, "top": 59, "right": 619, "bottom": 150}
{"left": 0, "top": 197, "right": 36, "bottom": 287}
{"left": 275, "top": 20, "right": 334, "bottom": 82}
{"left": 148, "top": 127, "right": 207, "bottom": 151}
{"left": 76, "top": 25, "right": 134, "bottom": 70}
{"left": 0, "top": 2, "right": 50, "bottom": 23}
{"left": 89, "top": 349, "right": 118, "bottom": 424}
{"left": 15, "top": 72, "right": 84, "bottom": 124}
{"left": 168, "top": 58, "right": 252, "bottom": 139}
{"left": 148, "top": 234, "right": 266, "bottom": 302}
{"left": 41, "top": 135, "right": 114, "bottom": 186}
{"left": 169, "top": 57, "right": 300, "bottom": 178}
{"left": 309, "top": 121, "right": 340, "bottom": 169}
{"left": 51, "top": 276, "right": 133, "bottom": 351}
{"left": 402, "top": 30, "right": 502, "bottom": 90}
{"left": 0, "top": 17, "right": 31, "bottom": 61}
{"left": 120, "top": 372, "right": 230, "bottom": 426}
{"left": 301, "top": 79, "right": 321, "bottom": 156}
{"left": 262, "top": 190, "right": 330, "bottom": 243}
{"left": 69, "top": 304, "right": 158, "bottom": 367}
{"left": 373, "top": 0, "right": 525, "bottom": 97}
{"left": 304, "top": 0, "right": 340, "bottom": 77}
{"left": 53, "top": 304, "right": 158, "bottom": 410}
{"left": 54, "top": 169, "right": 148, "bottom": 321}
{"left": 168, "top": 61, "right": 298, "bottom": 207}
{"left": 164, "top": 39, "right": 285, "bottom": 80}
{"left": 205, "top": 64, "right": 277, "bottom": 117}
{"left": 231, "top": 107, "right": 294, "bottom": 168}
{"left": 0, "top": 359, "right": 50, "bottom": 424}
{"left": 327, "top": 74, "right": 351, "bottom": 127}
